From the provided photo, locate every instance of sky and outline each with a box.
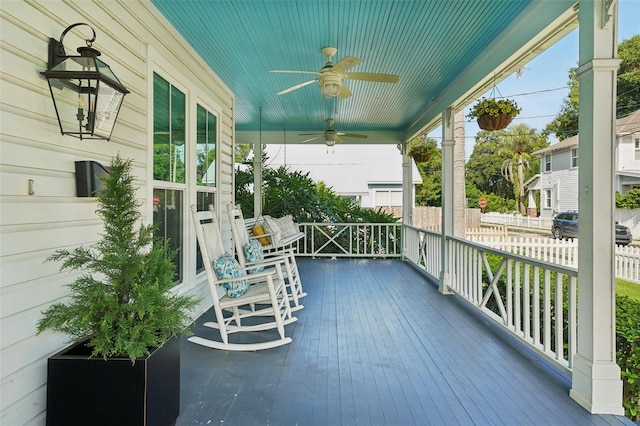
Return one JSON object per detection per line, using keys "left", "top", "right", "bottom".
{"left": 431, "top": 0, "right": 640, "bottom": 159}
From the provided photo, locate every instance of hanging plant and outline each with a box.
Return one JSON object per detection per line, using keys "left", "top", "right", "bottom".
{"left": 467, "top": 97, "right": 521, "bottom": 131}
{"left": 406, "top": 137, "right": 433, "bottom": 162}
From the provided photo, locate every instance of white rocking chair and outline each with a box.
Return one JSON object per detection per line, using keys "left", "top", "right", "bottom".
{"left": 226, "top": 204, "right": 307, "bottom": 311}
{"left": 189, "top": 205, "right": 296, "bottom": 351}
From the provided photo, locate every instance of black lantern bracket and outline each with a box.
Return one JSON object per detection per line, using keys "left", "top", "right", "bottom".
{"left": 41, "top": 23, "right": 129, "bottom": 141}
{"left": 47, "top": 23, "right": 97, "bottom": 69}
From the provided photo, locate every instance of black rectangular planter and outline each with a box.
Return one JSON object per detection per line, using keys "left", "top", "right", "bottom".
{"left": 45, "top": 335, "right": 180, "bottom": 426}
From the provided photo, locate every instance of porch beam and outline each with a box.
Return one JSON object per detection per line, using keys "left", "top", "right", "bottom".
{"left": 569, "top": 0, "right": 623, "bottom": 415}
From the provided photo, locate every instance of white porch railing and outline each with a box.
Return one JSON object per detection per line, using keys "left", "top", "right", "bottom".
{"left": 404, "top": 225, "right": 578, "bottom": 374}
{"left": 294, "top": 222, "right": 403, "bottom": 258}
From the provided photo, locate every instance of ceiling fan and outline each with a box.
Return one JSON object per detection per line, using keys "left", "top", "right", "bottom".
{"left": 270, "top": 47, "right": 399, "bottom": 99}
{"left": 299, "top": 119, "right": 368, "bottom": 146}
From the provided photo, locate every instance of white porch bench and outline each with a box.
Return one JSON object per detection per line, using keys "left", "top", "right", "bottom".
{"left": 243, "top": 215, "right": 305, "bottom": 251}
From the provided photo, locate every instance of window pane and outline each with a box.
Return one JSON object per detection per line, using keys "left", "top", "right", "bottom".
{"left": 153, "top": 188, "right": 183, "bottom": 284}
{"left": 153, "top": 73, "right": 185, "bottom": 183}
{"left": 196, "top": 104, "right": 217, "bottom": 187}
{"left": 171, "top": 89, "right": 186, "bottom": 183}
{"left": 153, "top": 74, "right": 170, "bottom": 181}
{"left": 195, "top": 191, "right": 216, "bottom": 274}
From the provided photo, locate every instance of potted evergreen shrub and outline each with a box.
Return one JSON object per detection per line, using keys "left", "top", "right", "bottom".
{"left": 37, "top": 154, "right": 199, "bottom": 426}
{"left": 467, "top": 97, "right": 521, "bottom": 131}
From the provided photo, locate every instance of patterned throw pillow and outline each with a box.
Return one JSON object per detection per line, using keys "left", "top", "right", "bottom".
{"left": 243, "top": 240, "right": 265, "bottom": 274}
{"left": 262, "top": 216, "right": 282, "bottom": 246}
{"left": 274, "top": 215, "right": 299, "bottom": 238}
{"left": 212, "top": 253, "right": 250, "bottom": 297}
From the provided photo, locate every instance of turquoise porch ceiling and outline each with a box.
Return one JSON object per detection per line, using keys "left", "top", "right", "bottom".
{"left": 151, "top": 0, "right": 575, "bottom": 142}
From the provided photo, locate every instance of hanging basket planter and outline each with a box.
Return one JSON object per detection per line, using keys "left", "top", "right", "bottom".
{"left": 406, "top": 136, "right": 434, "bottom": 163}
{"left": 467, "top": 97, "right": 521, "bottom": 132}
{"left": 477, "top": 113, "right": 514, "bottom": 131}
{"left": 411, "top": 153, "right": 432, "bottom": 162}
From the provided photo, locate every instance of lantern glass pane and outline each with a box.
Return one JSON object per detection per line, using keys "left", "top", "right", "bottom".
{"left": 48, "top": 77, "right": 92, "bottom": 136}
{"left": 53, "top": 56, "right": 97, "bottom": 73}
{"left": 93, "top": 83, "right": 124, "bottom": 139}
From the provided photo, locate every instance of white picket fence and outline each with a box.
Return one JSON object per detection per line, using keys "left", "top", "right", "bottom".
{"left": 468, "top": 233, "right": 640, "bottom": 283}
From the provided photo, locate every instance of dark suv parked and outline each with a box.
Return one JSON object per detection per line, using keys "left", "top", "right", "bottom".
{"left": 551, "top": 211, "right": 633, "bottom": 246}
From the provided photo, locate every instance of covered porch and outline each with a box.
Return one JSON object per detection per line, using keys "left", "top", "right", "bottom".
{"left": 177, "top": 257, "right": 631, "bottom": 425}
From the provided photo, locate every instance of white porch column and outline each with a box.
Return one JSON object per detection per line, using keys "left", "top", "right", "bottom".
{"left": 569, "top": 0, "right": 623, "bottom": 415}
{"left": 439, "top": 108, "right": 454, "bottom": 294}
{"left": 453, "top": 110, "right": 466, "bottom": 238}
{"left": 402, "top": 142, "right": 413, "bottom": 260}
{"left": 402, "top": 143, "right": 413, "bottom": 226}
{"left": 253, "top": 140, "right": 263, "bottom": 218}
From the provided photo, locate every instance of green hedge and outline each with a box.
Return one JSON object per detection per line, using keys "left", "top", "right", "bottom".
{"left": 617, "top": 295, "right": 640, "bottom": 420}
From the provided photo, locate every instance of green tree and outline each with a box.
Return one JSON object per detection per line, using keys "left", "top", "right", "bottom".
{"left": 618, "top": 35, "right": 640, "bottom": 117}
{"left": 467, "top": 125, "right": 547, "bottom": 212}
{"left": 544, "top": 68, "right": 579, "bottom": 141}
{"left": 545, "top": 35, "right": 640, "bottom": 140}
{"left": 466, "top": 130, "right": 514, "bottom": 200}
{"left": 235, "top": 144, "right": 253, "bottom": 163}
{"left": 500, "top": 125, "right": 548, "bottom": 214}
{"left": 235, "top": 161, "right": 397, "bottom": 225}
{"left": 412, "top": 137, "right": 442, "bottom": 206}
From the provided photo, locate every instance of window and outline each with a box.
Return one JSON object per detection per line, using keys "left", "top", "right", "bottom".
{"left": 635, "top": 137, "right": 640, "bottom": 161}
{"left": 571, "top": 148, "right": 578, "bottom": 167}
{"left": 544, "top": 154, "right": 551, "bottom": 172}
{"left": 153, "top": 74, "right": 185, "bottom": 183}
{"left": 196, "top": 104, "right": 217, "bottom": 187}
{"left": 374, "top": 190, "right": 402, "bottom": 208}
{"left": 153, "top": 73, "right": 186, "bottom": 284}
{"left": 544, "top": 189, "right": 552, "bottom": 209}
{"left": 195, "top": 104, "right": 217, "bottom": 273}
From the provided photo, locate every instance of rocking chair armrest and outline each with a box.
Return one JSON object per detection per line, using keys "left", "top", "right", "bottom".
{"left": 245, "top": 256, "right": 288, "bottom": 270}
{"left": 214, "top": 270, "right": 276, "bottom": 286}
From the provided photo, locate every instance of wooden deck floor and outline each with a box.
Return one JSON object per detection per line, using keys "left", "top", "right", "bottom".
{"left": 176, "top": 258, "right": 632, "bottom": 426}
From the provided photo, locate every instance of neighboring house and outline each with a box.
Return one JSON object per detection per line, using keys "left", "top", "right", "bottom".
{"left": 262, "top": 144, "right": 423, "bottom": 209}
{"left": 528, "top": 109, "right": 640, "bottom": 218}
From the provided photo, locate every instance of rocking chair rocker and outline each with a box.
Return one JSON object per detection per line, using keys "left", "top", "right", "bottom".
{"left": 189, "top": 205, "right": 296, "bottom": 351}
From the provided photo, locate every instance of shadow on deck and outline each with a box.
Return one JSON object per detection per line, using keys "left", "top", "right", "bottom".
{"left": 176, "top": 258, "right": 632, "bottom": 426}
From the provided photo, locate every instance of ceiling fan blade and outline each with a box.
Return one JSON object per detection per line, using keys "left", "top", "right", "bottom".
{"left": 338, "top": 84, "right": 352, "bottom": 99}
{"left": 335, "top": 136, "right": 344, "bottom": 144}
{"left": 277, "top": 79, "right": 317, "bottom": 95}
{"left": 340, "top": 133, "right": 368, "bottom": 139}
{"left": 301, "top": 136, "right": 322, "bottom": 143}
{"left": 343, "top": 72, "right": 399, "bottom": 83}
{"left": 331, "top": 56, "right": 362, "bottom": 73}
{"left": 269, "top": 70, "right": 320, "bottom": 76}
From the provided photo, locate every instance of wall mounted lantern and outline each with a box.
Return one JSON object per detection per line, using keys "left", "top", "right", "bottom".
{"left": 41, "top": 23, "right": 130, "bottom": 140}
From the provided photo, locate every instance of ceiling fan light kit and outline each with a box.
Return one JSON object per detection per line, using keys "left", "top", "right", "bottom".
{"left": 270, "top": 46, "right": 398, "bottom": 99}
{"left": 299, "top": 118, "right": 367, "bottom": 146}
{"left": 319, "top": 74, "right": 342, "bottom": 98}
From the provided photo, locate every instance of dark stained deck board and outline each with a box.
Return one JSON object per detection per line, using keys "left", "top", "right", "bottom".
{"left": 177, "top": 258, "right": 633, "bottom": 426}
